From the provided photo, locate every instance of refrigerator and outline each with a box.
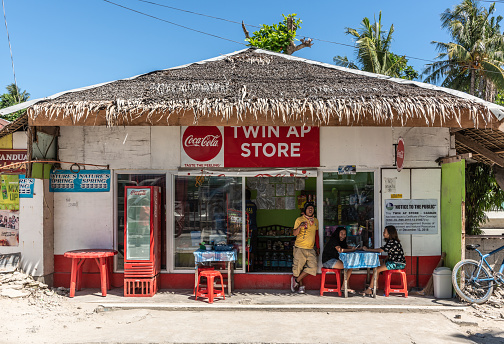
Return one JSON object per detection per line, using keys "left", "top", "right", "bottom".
{"left": 124, "top": 186, "right": 161, "bottom": 286}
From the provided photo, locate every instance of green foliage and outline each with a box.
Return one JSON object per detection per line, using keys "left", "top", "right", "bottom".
{"left": 423, "top": 0, "right": 504, "bottom": 101}
{"left": 245, "top": 14, "right": 301, "bottom": 53}
{"left": 0, "top": 83, "right": 30, "bottom": 121}
{"left": 465, "top": 163, "right": 504, "bottom": 235}
{"left": 335, "top": 12, "right": 419, "bottom": 80}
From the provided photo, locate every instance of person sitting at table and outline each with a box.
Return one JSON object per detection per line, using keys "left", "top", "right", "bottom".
{"left": 361, "top": 225, "right": 406, "bottom": 296}
{"left": 322, "top": 226, "right": 358, "bottom": 293}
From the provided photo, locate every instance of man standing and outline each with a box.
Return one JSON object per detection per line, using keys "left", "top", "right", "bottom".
{"left": 291, "top": 201, "right": 319, "bottom": 293}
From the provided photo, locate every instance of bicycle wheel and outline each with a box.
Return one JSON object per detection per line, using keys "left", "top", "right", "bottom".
{"left": 452, "top": 259, "right": 494, "bottom": 304}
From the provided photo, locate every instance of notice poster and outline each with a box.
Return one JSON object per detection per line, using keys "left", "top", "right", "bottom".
{"left": 0, "top": 175, "right": 19, "bottom": 210}
{"left": 19, "top": 175, "right": 34, "bottom": 198}
{"left": 384, "top": 199, "right": 438, "bottom": 234}
{"left": 50, "top": 170, "right": 111, "bottom": 192}
{"left": 0, "top": 209, "right": 19, "bottom": 246}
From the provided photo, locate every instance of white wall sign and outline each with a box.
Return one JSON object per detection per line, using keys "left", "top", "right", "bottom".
{"left": 384, "top": 199, "right": 438, "bottom": 234}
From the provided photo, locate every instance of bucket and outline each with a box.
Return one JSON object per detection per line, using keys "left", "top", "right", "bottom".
{"left": 433, "top": 267, "right": 452, "bottom": 299}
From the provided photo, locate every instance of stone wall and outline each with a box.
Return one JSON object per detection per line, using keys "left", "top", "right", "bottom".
{"left": 465, "top": 236, "right": 504, "bottom": 270}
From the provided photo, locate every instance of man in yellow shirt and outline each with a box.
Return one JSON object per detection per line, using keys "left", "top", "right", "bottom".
{"left": 291, "top": 202, "right": 319, "bottom": 293}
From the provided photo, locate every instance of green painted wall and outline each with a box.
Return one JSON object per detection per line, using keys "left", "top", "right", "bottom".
{"left": 441, "top": 160, "right": 465, "bottom": 269}
{"left": 254, "top": 177, "right": 316, "bottom": 228}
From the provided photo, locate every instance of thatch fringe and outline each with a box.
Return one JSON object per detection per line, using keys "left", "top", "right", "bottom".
{"left": 29, "top": 95, "right": 494, "bottom": 128}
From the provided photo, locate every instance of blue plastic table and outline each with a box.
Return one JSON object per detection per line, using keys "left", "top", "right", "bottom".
{"left": 193, "top": 249, "right": 237, "bottom": 295}
{"left": 339, "top": 251, "right": 380, "bottom": 298}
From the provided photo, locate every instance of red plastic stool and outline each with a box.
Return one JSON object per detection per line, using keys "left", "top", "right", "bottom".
{"left": 195, "top": 270, "right": 225, "bottom": 303}
{"left": 193, "top": 266, "right": 215, "bottom": 295}
{"left": 320, "top": 268, "right": 342, "bottom": 296}
{"left": 383, "top": 269, "right": 408, "bottom": 297}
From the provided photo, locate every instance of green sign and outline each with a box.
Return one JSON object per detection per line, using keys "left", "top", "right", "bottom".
{"left": 0, "top": 175, "right": 19, "bottom": 210}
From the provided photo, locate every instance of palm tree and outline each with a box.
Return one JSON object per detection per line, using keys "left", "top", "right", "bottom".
{"left": 0, "top": 83, "right": 30, "bottom": 121}
{"left": 334, "top": 12, "right": 417, "bottom": 79}
{"left": 423, "top": 0, "right": 504, "bottom": 101}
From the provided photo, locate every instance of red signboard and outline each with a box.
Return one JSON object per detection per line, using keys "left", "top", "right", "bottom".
{"left": 224, "top": 126, "right": 319, "bottom": 168}
{"left": 396, "top": 138, "right": 405, "bottom": 172}
{"left": 0, "top": 149, "right": 27, "bottom": 173}
{"left": 180, "top": 126, "right": 320, "bottom": 168}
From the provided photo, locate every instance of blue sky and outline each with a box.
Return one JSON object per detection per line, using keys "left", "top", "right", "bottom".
{"left": 0, "top": 0, "right": 502, "bottom": 100}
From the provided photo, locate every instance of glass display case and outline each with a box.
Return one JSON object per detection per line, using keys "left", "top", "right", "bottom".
{"left": 322, "top": 172, "right": 374, "bottom": 248}
{"left": 124, "top": 186, "right": 161, "bottom": 276}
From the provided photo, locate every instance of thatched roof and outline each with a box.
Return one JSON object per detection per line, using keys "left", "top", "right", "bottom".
{"left": 4, "top": 48, "right": 504, "bottom": 128}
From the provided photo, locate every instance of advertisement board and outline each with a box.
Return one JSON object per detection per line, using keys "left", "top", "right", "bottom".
{"left": 181, "top": 126, "right": 320, "bottom": 168}
{"left": 50, "top": 170, "right": 111, "bottom": 192}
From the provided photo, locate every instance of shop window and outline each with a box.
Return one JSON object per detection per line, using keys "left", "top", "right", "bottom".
{"left": 246, "top": 176, "right": 316, "bottom": 272}
{"left": 116, "top": 174, "right": 166, "bottom": 271}
{"left": 322, "top": 172, "right": 374, "bottom": 248}
{"left": 174, "top": 176, "right": 243, "bottom": 270}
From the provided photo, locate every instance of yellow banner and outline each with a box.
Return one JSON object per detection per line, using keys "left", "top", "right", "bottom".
{"left": 0, "top": 175, "right": 19, "bottom": 210}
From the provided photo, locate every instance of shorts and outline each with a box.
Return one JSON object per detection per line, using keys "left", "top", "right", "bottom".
{"left": 292, "top": 246, "right": 317, "bottom": 277}
{"left": 322, "top": 258, "right": 341, "bottom": 269}
{"left": 385, "top": 261, "right": 406, "bottom": 270}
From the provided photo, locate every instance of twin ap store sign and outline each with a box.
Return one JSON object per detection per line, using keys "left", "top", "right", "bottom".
{"left": 181, "top": 126, "right": 320, "bottom": 168}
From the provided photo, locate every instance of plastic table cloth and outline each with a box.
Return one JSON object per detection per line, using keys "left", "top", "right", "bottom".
{"left": 339, "top": 251, "right": 380, "bottom": 298}
{"left": 193, "top": 249, "right": 236, "bottom": 295}
{"left": 64, "top": 249, "right": 118, "bottom": 298}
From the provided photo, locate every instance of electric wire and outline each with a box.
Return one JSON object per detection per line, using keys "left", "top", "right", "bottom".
{"left": 102, "top": 0, "right": 246, "bottom": 46}
{"left": 105, "top": 0, "right": 504, "bottom": 79}
{"left": 2, "top": 0, "right": 18, "bottom": 103}
{"left": 127, "top": 0, "right": 504, "bottom": 76}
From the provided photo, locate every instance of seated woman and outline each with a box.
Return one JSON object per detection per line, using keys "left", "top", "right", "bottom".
{"left": 361, "top": 225, "right": 406, "bottom": 296}
{"left": 322, "top": 226, "right": 358, "bottom": 293}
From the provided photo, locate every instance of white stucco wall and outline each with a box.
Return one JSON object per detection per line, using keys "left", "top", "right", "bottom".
{"left": 55, "top": 126, "right": 179, "bottom": 254}
{"left": 320, "top": 127, "right": 450, "bottom": 168}
{"left": 54, "top": 126, "right": 449, "bottom": 257}
{"left": 2, "top": 179, "right": 54, "bottom": 279}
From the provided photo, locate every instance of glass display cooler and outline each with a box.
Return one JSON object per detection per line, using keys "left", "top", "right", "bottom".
{"left": 124, "top": 186, "right": 161, "bottom": 296}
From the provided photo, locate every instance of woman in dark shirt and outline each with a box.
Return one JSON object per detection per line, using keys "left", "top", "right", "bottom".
{"left": 362, "top": 225, "right": 406, "bottom": 296}
{"left": 322, "top": 226, "right": 357, "bottom": 293}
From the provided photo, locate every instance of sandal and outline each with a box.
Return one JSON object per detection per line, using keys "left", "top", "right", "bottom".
{"left": 342, "top": 288, "right": 356, "bottom": 294}
{"left": 361, "top": 287, "right": 373, "bottom": 296}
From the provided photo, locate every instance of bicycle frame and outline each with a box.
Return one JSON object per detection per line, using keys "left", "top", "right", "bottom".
{"left": 473, "top": 244, "right": 504, "bottom": 284}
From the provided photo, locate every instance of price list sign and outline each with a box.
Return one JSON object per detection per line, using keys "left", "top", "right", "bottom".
{"left": 384, "top": 199, "right": 438, "bottom": 234}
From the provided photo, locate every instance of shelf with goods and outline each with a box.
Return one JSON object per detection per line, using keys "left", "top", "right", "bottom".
{"left": 322, "top": 184, "right": 374, "bottom": 248}
{"left": 252, "top": 225, "right": 295, "bottom": 272}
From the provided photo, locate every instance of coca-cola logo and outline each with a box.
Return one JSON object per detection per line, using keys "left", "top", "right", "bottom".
{"left": 182, "top": 126, "right": 223, "bottom": 162}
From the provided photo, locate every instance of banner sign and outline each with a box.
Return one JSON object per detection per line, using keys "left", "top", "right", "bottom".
{"left": 384, "top": 199, "right": 438, "bottom": 234}
{"left": 50, "top": 170, "right": 111, "bottom": 192}
{"left": 0, "top": 175, "right": 19, "bottom": 210}
{"left": 0, "top": 209, "right": 19, "bottom": 246}
{"left": 19, "top": 174, "right": 34, "bottom": 198}
{"left": 181, "top": 126, "right": 320, "bottom": 168}
{"left": 0, "top": 149, "right": 27, "bottom": 173}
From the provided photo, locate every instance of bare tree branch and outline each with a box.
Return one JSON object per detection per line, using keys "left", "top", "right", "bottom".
{"left": 286, "top": 37, "right": 314, "bottom": 55}
{"left": 242, "top": 21, "right": 250, "bottom": 39}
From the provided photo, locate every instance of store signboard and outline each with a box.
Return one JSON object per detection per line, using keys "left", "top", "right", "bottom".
{"left": 181, "top": 126, "right": 320, "bottom": 168}
{"left": 384, "top": 199, "right": 438, "bottom": 234}
{"left": 0, "top": 149, "right": 27, "bottom": 173}
{"left": 50, "top": 170, "right": 111, "bottom": 192}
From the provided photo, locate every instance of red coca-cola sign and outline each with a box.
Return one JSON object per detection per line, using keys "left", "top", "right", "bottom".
{"left": 182, "top": 126, "right": 223, "bottom": 162}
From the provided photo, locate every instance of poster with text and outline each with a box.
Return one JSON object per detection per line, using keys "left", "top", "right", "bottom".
{"left": 384, "top": 199, "right": 438, "bottom": 234}
{"left": 0, "top": 175, "right": 19, "bottom": 210}
{"left": 0, "top": 209, "right": 19, "bottom": 246}
{"left": 50, "top": 170, "right": 111, "bottom": 192}
{"left": 19, "top": 174, "right": 34, "bottom": 198}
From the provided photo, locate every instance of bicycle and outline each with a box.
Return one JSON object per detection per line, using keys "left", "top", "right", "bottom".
{"left": 452, "top": 244, "right": 504, "bottom": 304}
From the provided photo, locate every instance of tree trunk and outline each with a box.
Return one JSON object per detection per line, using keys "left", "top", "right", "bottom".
{"left": 470, "top": 68, "right": 476, "bottom": 96}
